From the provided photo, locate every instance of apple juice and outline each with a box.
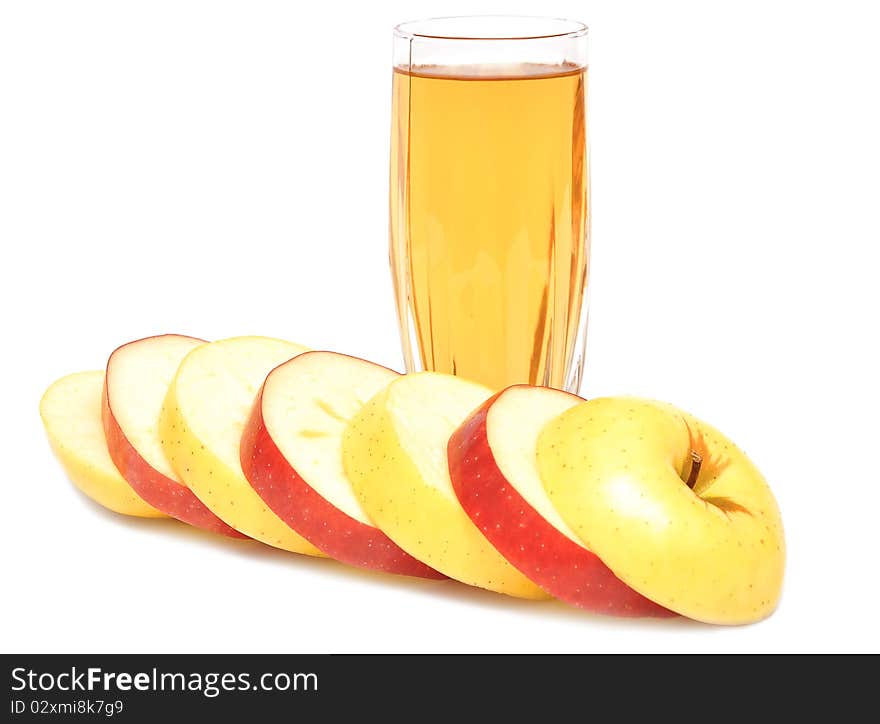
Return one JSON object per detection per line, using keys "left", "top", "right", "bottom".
{"left": 390, "top": 63, "right": 590, "bottom": 391}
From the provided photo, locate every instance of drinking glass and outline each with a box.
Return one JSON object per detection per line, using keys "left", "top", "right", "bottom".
{"left": 389, "top": 16, "right": 590, "bottom": 392}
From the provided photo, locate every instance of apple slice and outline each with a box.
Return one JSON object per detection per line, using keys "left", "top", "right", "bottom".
{"left": 103, "top": 334, "right": 245, "bottom": 538}
{"left": 537, "top": 397, "right": 786, "bottom": 624}
{"left": 449, "top": 385, "right": 674, "bottom": 617}
{"left": 342, "top": 372, "right": 548, "bottom": 599}
{"left": 241, "top": 351, "right": 444, "bottom": 579}
{"left": 159, "top": 336, "right": 325, "bottom": 556}
{"left": 40, "top": 371, "right": 165, "bottom": 518}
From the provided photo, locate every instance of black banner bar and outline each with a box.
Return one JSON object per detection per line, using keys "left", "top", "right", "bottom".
{"left": 2, "top": 654, "right": 869, "bottom": 720}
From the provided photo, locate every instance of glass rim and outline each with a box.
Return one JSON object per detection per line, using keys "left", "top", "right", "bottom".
{"left": 393, "top": 15, "right": 588, "bottom": 42}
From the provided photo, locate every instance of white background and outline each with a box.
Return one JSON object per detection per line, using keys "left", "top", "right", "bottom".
{"left": 1, "top": 0, "right": 877, "bottom": 653}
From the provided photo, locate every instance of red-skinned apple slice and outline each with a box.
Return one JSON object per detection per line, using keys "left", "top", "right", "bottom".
{"left": 241, "top": 351, "right": 444, "bottom": 579}
{"left": 103, "top": 334, "right": 246, "bottom": 538}
{"left": 448, "top": 385, "right": 675, "bottom": 617}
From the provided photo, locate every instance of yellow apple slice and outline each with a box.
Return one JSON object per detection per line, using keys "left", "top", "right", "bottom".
{"left": 537, "top": 397, "right": 786, "bottom": 624}
{"left": 40, "top": 371, "right": 165, "bottom": 518}
{"left": 342, "top": 372, "right": 548, "bottom": 599}
{"left": 159, "top": 336, "right": 324, "bottom": 556}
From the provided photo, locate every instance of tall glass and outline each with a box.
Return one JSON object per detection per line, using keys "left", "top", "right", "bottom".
{"left": 390, "top": 16, "right": 590, "bottom": 393}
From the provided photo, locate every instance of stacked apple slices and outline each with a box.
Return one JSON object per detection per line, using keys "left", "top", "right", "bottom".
{"left": 447, "top": 386, "right": 673, "bottom": 617}
{"left": 40, "top": 336, "right": 786, "bottom": 624}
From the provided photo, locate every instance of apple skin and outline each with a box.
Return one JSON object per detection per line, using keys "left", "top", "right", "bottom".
{"left": 103, "top": 388, "right": 246, "bottom": 538}
{"left": 449, "top": 392, "right": 675, "bottom": 617}
{"left": 240, "top": 385, "right": 446, "bottom": 579}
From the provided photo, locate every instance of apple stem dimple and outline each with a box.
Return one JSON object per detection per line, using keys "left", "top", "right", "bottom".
{"left": 686, "top": 451, "right": 703, "bottom": 489}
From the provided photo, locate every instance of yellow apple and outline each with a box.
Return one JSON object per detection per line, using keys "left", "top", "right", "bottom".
{"left": 40, "top": 371, "right": 165, "bottom": 518}
{"left": 342, "top": 371, "right": 548, "bottom": 599}
{"left": 537, "top": 397, "right": 785, "bottom": 624}
{"left": 159, "top": 336, "right": 325, "bottom": 556}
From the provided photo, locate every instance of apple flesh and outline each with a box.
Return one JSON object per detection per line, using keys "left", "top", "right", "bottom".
{"left": 159, "top": 336, "right": 325, "bottom": 556}
{"left": 241, "top": 351, "right": 444, "bottom": 579}
{"left": 537, "top": 397, "right": 786, "bottom": 625}
{"left": 41, "top": 371, "right": 166, "bottom": 518}
{"left": 449, "top": 386, "right": 674, "bottom": 617}
{"left": 103, "top": 334, "right": 245, "bottom": 538}
{"left": 342, "top": 372, "right": 548, "bottom": 599}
